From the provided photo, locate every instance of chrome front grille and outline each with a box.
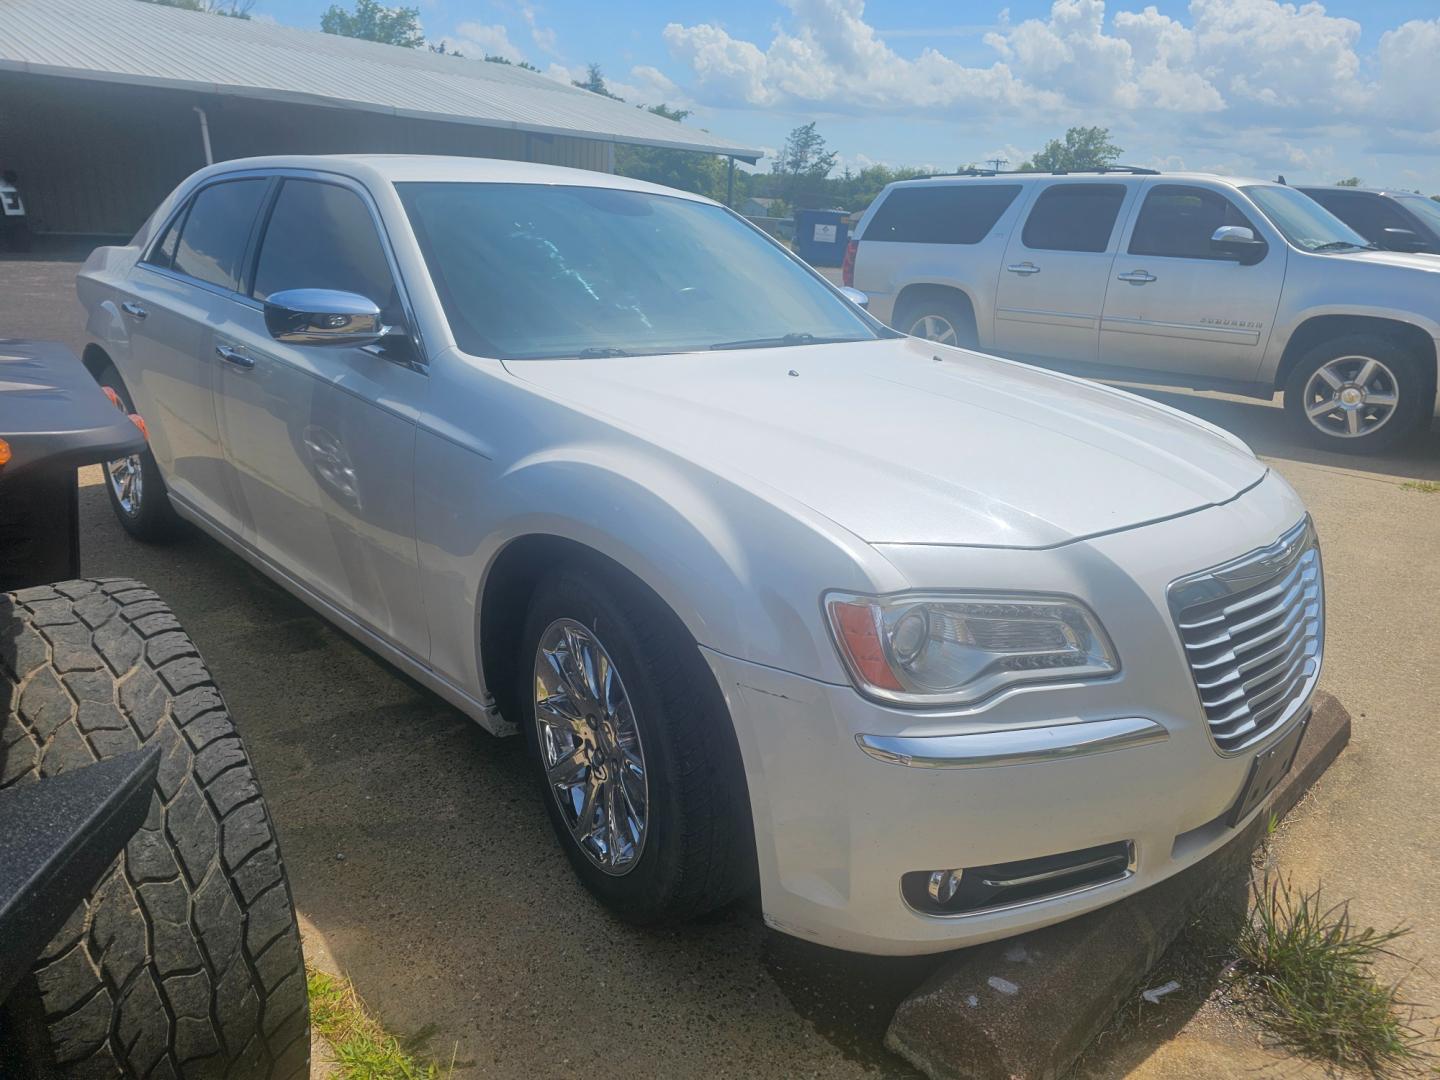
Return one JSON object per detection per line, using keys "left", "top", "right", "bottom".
{"left": 1168, "top": 518, "right": 1323, "bottom": 755}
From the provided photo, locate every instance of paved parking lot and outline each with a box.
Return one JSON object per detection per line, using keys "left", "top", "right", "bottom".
{"left": 8, "top": 245, "right": 1440, "bottom": 1076}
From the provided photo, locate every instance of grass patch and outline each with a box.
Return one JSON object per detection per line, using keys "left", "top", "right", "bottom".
{"left": 307, "top": 966, "right": 451, "bottom": 1079}
{"left": 1400, "top": 480, "right": 1440, "bottom": 494}
{"left": 1231, "top": 875, "right": 1432, "bottom": 1076}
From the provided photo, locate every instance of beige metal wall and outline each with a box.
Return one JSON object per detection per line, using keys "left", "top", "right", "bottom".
{"left": 0, "top": 72, "right": 613, "bottom": 236}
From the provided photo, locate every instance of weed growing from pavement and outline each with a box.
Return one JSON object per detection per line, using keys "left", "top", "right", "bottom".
{"left": 1231, "top": 874, "right": 1433, "bottom": 1076}
{"left": 307, "top": 966, "right": 454, "bottom": 1079}
{"left": 1399, "top": 480, "right": 1440, "bottom": 494}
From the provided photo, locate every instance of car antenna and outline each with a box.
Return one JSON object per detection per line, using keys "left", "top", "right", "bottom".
{"left": 1276, "top": 174, "right": 1287, "bottom": 185}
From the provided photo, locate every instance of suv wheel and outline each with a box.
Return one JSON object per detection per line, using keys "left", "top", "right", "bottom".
{"left": 518, "top": 565, "right": 752, "bottom": 924}
{"left": 95, "top": 361, "right": 181, "bottom": 542}
{"left": 0, "top": 580, "right": 308, "bottom": 1079}
{"left": 1283, "top": 334, "right": 1432, "bottom": 454}
{"left": 895, "top": 293, "right": 978, "bottom": 349}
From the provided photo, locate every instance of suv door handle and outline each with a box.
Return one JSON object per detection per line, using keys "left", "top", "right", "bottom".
{"left": 215, "top": 344, "right": 255, "bottom": 369}
{"left": 1006, "top": 262, "right": 1041, "bottom": 276}
{"left": 1117, "top": 270, "right": 1156, "bottom": 284}
{"left": 120, "top": 301, "right": 147, "bottom": 319}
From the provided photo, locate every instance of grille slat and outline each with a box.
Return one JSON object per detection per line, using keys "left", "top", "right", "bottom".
{"left": 1169, "top": 519, "right": 1324, "bottom": 754}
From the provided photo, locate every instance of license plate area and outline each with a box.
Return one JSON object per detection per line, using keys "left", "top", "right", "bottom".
{"left": 1227, "top": 712, "right": 1308, "bottom": 828}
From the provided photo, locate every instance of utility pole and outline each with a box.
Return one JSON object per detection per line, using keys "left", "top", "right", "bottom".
{"left": 986, "top": 157, "right": 1008, "bottom": 172}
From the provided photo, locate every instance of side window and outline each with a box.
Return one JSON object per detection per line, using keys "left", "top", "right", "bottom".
{"left": 864, "top": 185, "right": 1022, "bottom": 244}
{"left": 252, "top": 180, "right": 398, "bottom": 315}
{"left": 1306, "top": 192, "right": 1400, "bottom": 246}
{"left": 1127, "top": 185, "right": 1257, "bottom": 259}
{"left": 1021, "top": 184, "right": 1127, "bottom": 253}
{"left": 144, "top": 207, "right": 186, "bottom": 269}
{"left": 170, "top": 179, "right": 268, "bottom": 289}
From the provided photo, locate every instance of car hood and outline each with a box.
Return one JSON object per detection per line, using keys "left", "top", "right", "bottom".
{"left": 1330, "top": 249, "right": 1440, "bottom": 272}
{"left": 505, "top": 337, "right": 1267, "bottom": 548}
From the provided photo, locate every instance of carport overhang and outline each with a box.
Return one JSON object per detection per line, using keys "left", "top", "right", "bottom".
{"left": 0, "top": 61, "right": 761, "bottom": 165}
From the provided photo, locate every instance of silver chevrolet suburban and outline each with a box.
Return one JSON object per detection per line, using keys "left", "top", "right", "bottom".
{"left": 847, "top": 170, "right": 1440, "bottom": 453}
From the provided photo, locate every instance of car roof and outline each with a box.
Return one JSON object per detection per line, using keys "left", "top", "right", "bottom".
{"left": 881, "top": 170, "right": 1270, "bottom": 192}
{"left": 186, "top": 153, "right": 718, "bottom": 204}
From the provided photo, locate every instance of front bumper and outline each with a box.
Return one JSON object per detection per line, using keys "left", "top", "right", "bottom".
{"left": 703, "top": 472, "right": 1318, "bottom": 955}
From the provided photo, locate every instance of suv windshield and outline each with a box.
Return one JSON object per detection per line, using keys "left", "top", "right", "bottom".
{"left": 397, "top": 182, "right": 881, "bottom": 360}
{"left": 1241, "top": 185, "right": 1373, "bottom": 253}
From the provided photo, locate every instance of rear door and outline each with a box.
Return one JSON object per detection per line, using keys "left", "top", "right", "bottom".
{"left": 213, "top": 174, "right": 429, "bottom": 656}
{"left": 992, "top": 182, "right": 1134, "bottom": 364}
{"left": 119, "top": 177, "right": 269, "bottom": 537}
{"left": 1100, "top": 182, "right": 1285, "bottom": 382}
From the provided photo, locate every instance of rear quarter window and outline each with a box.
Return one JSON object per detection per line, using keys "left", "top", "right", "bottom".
{"left": 863, "top": 184, "right": 1021, "bottom": 244}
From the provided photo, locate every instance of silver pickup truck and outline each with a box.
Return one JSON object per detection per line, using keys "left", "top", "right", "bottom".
{"left": 847, "top": 170, "right": 1440, "bottom": 453}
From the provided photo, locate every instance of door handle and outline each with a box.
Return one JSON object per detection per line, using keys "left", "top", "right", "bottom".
{"left": 215, "top": 344, "right": 255, "bottom": 369}
{"left": 1117, "top": 270, "right": 1157, "bottom": 284}
{"left": 1006, "top": 262, "right": 1041, "bottom": 276}
{"left": 120, "top": 301, "right": 147, "bottom": 319}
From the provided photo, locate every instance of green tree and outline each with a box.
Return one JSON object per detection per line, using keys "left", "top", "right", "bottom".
{"left": 772, "top": 122, "right": 838, "bottom": 209}
{"left": 1020, "top": 126, "right": 1123, "bottom": 172}
{"left": 572, "top": 63, "right": 624, "bottom": 100}
{"left": 614, "top": 104, "right": 734, "bottom": 204}
{"left": 320, "top": 0, "right": 424, "bottom": 47}
{"left": 1336, "top": 176, "right": 1362, "bottom": 187}
{"left": 139, "top": 0, "right": 254, "bottom": 16}
{"left": 480, "top": 53, "right": 540, "bottom": 71}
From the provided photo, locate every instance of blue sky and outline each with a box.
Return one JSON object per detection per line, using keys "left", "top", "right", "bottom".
{"left": 262, "top": 0, "right": 1440, "bottom": 190}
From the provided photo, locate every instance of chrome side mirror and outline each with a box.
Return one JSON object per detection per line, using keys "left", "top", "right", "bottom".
{"left": 1210, "top": 225, "right": 1267, "bottom": 265}
{"left": 263, "top": 289, "right": 386, "bottom": 347}
{"left": 839, "top": 286, "right": 870, "bottom": 309}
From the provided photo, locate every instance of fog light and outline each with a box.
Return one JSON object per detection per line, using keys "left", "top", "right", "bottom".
{"left": 927, "top": 869, "right": 963, "bottom": 905}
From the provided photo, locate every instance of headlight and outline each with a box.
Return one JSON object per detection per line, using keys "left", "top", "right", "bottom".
{"left": 825, "top": 592, "right": 1118, "bottom": 707}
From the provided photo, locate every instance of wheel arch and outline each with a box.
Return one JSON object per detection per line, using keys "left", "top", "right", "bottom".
{"left": 1276, "top": 314, "right": 1438, "bottom": 395}
{"left": 892, "top": 282, "right": 978, "bottom": 335}
{"left": 81, "top": 342, "right": 114, "bottom": 384}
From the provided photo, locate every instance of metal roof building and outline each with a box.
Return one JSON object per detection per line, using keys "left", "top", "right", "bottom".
{"left": 0, "top": 0, "right": 762, "bottom": 236}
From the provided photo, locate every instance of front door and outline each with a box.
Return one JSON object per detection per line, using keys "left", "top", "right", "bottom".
{"left": 214, "top": 175, "right": 429, "bottom": 657}
{"left": 992, "top": 182, "right": 1134, "bottom": 364}
{"left": 1100, "top": 183, "right": 1286, "bottom": 383}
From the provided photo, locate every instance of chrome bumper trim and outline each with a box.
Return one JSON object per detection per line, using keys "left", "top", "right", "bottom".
{"left": 856, "top": 716, "right": 1168, "bottom": 769}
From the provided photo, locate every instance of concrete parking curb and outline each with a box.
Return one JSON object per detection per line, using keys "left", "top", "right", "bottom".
{"left": 884, "top": 692, "right": 1351, "bottom": 1080}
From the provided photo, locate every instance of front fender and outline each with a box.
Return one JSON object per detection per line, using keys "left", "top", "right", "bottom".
{"left": 414, "top": 428, "right": 905, "bottom": 707}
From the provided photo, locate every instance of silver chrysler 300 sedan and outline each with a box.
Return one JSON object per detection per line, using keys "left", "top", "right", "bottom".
{"left": 77, "top": 156, "right": 1323, "bottom": 955}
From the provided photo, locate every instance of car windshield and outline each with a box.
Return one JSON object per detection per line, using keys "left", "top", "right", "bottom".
{"left": 396, "top": 182, "right": 881, "bottom": 360}
{"left": 1241, "top": 185, "right": 1373, "bottom": 252}
{"left": 1394, "top": 194, "right": 1440, "bottom": 235}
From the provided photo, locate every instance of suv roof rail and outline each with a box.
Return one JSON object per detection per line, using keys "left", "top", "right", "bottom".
{"left": 933, "top": 164, "right": 1161, "bottom": 178}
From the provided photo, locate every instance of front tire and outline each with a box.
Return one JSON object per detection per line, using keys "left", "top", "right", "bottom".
{"left": 0, "top": 579, "right": 309, "bottom": 1079}
{"left": 95, "top": 360, "right": 182, "bottom": 542}
{"left": 1282, "top": 334, "right": 1432, "bottom": 454}
{"left": 519, "top": 565, "right": 752, "bottom": 924}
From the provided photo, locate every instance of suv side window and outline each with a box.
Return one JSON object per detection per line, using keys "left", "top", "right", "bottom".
{"left": 1128, "top": 184, "right": 1257, "bottom": 259}
{"left": 1021, "top": 184, "right": 1127, "bottom": 253}
{"left": 864, "top": 184, "right": 1022, "bottom": 244}
{"left": 169, "top": 179, "right": 268, "bottom": 290}
{"left": 251, "top": 179, "right": 398, "bottom": 316}
{"left": 1305, "top": 191, "right": 1406, "bottom": 247}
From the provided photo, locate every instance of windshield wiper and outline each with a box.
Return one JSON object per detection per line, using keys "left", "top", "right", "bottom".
{"left": 574, "top": 346, "right": 631, "bottom": 358}
{"left": 708, "top": 332, "right": 864, "bottom": 351}
{"left": 1311, "top": 240, "right": 1373, "bottom": 252}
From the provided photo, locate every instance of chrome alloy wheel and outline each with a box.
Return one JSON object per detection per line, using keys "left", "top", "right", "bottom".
{"left": 533, "top": 619, "right": 649, "bottom": 875}
{"left": 106, "top": 452, "right": 144, "bottom": 515}
{"left": 1301, "top": 355, "right": 1400, "bottom": 439}
{"left": 910, "top": 314, "right": 960, "bottom": 345}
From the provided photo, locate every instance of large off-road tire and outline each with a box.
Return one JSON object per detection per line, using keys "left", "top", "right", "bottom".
{"left": 1282, "top": 333, "right": 1433, "bottom": 454}
{"left": 519, "top": 564, "right": 753, "bottom": 925}
{"left": 0, "top": 579, "right": 308, "bottom": 1079}
{"left": 95, "top": 361, "right": 182, "bottom": 543}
